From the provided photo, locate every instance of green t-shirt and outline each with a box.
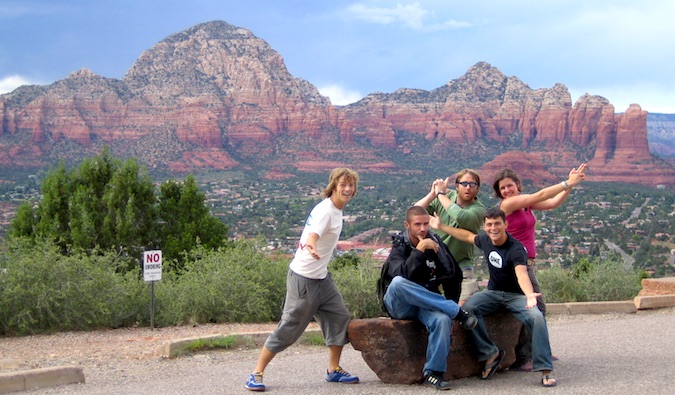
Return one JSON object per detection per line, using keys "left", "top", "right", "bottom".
{"left": 427, "top": 189, "right": 485, "bottom": 270}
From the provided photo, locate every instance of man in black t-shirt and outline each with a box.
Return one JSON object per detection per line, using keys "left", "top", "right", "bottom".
{"left": 429, "top": 207, "right": 557, "bottom": 388}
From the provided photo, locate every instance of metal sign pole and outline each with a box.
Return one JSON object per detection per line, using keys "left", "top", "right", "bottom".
{"left": 150, "top": 281, "right": 155, "bottom": 330}
{"left": 143, "top": 250, "right": 162, "bottom": 332}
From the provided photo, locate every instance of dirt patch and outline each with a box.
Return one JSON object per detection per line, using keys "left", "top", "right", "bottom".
{"left": 0, "top": 322, "right": 283, "bottom": 372}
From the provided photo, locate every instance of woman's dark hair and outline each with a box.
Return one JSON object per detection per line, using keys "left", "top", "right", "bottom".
{"left": 492, "top": 168, "right": 522, "bottom": 199}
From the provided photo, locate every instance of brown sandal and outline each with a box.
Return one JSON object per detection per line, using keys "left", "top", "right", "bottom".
{"left": 481, "top": 350, "right": 505, "bottom": 380}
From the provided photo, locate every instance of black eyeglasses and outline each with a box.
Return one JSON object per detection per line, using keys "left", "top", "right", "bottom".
{"left": 457, "top": 181, "right": 478, "bottom": 188}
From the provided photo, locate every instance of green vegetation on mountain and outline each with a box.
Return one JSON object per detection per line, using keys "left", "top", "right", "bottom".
{"left": 0, "top": 151, "right": 672, "bottom": 335}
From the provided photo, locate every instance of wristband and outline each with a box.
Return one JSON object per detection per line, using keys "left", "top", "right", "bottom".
{"left": 437, "top": 191, "right": 445, "bottom": 196}
{"left": 561, "top": 180, "right": 570, "bottom": 191}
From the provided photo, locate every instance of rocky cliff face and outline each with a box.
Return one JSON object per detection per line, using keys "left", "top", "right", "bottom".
{"left": 1, "top": 20, "right": 673, "bottom": 187}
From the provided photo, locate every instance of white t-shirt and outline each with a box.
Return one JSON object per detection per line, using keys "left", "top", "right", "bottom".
{"left": 289, "top": 198, "right": 343, "bottom": 279}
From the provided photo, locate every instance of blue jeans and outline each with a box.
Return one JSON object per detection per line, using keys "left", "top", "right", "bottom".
{"left": 383, "top": 276, "right": 461, "bottom": 374}
{"left": 462, "top": 290, "right": 553, "bottom": 372}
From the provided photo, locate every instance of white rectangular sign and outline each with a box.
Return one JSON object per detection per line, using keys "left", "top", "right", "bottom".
{"left": 143, "top": 250, "right": 163, "bottom": 282}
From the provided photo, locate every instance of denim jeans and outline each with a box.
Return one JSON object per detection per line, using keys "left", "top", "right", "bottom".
{"left": 514, "top": 264, "right": 546, "bottom": 365}
{"left": 462, "top": 290, "right": 553, "bottom": 372}
{"left": 383, "top": 276, "right": 461, "bottom": 374}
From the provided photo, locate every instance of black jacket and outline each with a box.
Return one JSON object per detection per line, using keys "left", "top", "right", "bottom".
{"left": 377, "top": 230, "right": 462, "bottom": 315}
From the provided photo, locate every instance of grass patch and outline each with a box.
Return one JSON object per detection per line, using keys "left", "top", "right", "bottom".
{"left": 302, "top": 332, "right": 325, "bottom": 346}
{"left": 179, "top": 335, "right": 237, "bottom": 354}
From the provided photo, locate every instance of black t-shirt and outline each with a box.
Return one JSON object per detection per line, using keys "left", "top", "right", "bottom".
{"left": 474, "top": 232, "right": 528, "bottom": 294}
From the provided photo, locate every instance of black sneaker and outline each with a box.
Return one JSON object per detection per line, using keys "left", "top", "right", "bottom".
{"left": 455, "top": 308, "right": 478, "bottom": 330}
{"left": 423, "top": 373, "right": 451, "bottom": 390}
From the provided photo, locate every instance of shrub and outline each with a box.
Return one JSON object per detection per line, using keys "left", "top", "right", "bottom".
{"left": 0, "top": 238, "right": 289, "bottom": 334}
{"left": 153, "top": 242, "right": 287, "bottom": 326}
{"left": 332, "top": 255, "right": 382, "bottom": 319}
{"left": 0, "top": 239, "right": 647, "bottom": 336}
{"left": 0, "top": 238, "right": 148, "bottom": 335}
{"left": 539, "top": 257, "right": 643, "bottom": 303}
{"left": 330, "top": 251, "right": 361, "bottom": 271}
{"left": 537, "top": 267, "right": 585, "bottom": 303}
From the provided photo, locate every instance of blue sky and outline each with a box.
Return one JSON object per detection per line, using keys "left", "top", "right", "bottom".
{"left": 1, "top": 0, "right": 674, "bottom": 113}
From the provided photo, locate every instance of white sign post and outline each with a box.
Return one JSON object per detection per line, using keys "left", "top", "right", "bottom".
{"left": 143, "top": 250, "right": 163, "bottom": 281}
{"left": 143, "top": 250, "right": 162, "bottom": 330}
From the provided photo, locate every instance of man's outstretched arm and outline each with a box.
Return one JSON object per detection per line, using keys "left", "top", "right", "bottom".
{"left": 429, "top": 214, "right": 476, "bottom": 245}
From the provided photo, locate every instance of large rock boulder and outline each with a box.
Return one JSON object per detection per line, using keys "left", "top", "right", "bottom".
{"left": 348, "top": 312, "right": 522, "bottom": 384}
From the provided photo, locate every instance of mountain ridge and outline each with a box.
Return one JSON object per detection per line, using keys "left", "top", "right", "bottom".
{"left": 1, "top": 20, "right": 673, "bottom": 187}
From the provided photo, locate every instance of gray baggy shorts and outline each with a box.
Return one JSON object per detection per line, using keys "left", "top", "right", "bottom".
{"left": 264, "top": 269, "right": 351, "bottom": 353}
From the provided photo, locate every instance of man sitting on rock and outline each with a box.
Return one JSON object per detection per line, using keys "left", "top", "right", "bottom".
{"left": 377, "top": 205, "right": 478, "bottom": 391}
{"left": 429, "top": 207, "right": 557, "bottom": 388}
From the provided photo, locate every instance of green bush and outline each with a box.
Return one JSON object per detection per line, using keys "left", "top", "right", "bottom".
{"left": 0, "top": 239, "right": 648, "bottom": 336}
{"left": 330, "top": 251, "right": 361, "bottom": 271}
{"left": 153, "top": 243, "right": 288, "bottom": 326}
{"left": 0, "top": 238, "right": 148, "bottom": 335}
{"left": 332, "top": 256, "right": 382, "bottom": 319}
{"left": 0, "top": 238, "right": 288, "bottom": 334}
{"left": 539, "top": 257, "right": 643, "bottom": 303}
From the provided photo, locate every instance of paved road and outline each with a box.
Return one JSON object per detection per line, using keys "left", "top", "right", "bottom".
{"left": 22, "top": 307, "right": 675, "bottom": 395}
{"left": 604, "top": 239, "right": 636, "bottom": 268}
{"left": 622, "top": 197, "right": 650, "bottom": 226}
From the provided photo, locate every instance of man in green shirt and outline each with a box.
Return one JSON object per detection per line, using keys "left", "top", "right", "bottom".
{"left": 415, "top": 169, "right": 486, "bottom": 305}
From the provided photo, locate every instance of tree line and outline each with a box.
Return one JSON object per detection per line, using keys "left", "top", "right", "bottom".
{"left": 7, "top": 148, "right": 229, "bottom": 273}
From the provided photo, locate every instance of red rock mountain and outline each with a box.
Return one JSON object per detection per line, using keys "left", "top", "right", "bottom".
{"left": 1, "top": 20, "right": 673, "bottom": 187}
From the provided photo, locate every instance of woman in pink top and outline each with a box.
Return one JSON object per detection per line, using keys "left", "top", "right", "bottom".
{"left": 493, "top": 163, "right": 587, "bottom": 370}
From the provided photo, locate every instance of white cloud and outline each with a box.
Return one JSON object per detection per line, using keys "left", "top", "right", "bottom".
{"left": 347, "top": 2, "right": 426, "bottom": 28}
{"left": 0, "top": 2, "right": 68, "bottom": 19}
{"left": 318, "top": 84, "right": 363, "bottom": 106}
{"left": 346, "top": 2, "right": 471, "bottom": 30}
{"left": 0, "top": 75, "right": 37, "bottom": 93}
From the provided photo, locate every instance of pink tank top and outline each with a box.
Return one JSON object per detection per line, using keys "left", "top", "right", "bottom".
{"left": 504, "top": 206, "right": 537, "bottom": 259}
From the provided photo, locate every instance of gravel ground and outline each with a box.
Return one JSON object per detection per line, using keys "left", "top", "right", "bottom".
{"left": 0, "top": 322, "right": 282, "bottom": 371}
{"left": 2, "top": 308, "right": 674, "bottom": 394}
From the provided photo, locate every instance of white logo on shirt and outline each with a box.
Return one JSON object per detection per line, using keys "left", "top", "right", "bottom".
{"left": 488, "top": 251, "right": 503, "bottom": 269}
{"left": 426, "top": 259, "right": 437, "bottom": 281}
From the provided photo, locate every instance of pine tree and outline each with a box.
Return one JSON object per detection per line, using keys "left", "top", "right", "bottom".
{"left": 158, "top": 175, "right": 229, "bottom": 268}
{"left": 8, "top": 149, "right": 228, "bottom": 273}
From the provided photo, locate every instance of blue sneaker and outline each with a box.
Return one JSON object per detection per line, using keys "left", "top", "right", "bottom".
{"left": 244, "top": 372, "right": 265, "bottom": 391}
{"left": 326, "top": 366, "right": 359, "bottom": 384}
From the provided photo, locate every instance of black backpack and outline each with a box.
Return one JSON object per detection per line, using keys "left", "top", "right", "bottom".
{"left": 376, "top": 258, "right": 393, "bottom": 316}
{"left": 376, "top": 233, "right": 409, "bottom": 316}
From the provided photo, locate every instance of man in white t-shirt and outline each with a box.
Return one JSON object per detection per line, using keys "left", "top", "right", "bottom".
{"left": 245, "top": 168, "right": 361, "bottom": 392}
